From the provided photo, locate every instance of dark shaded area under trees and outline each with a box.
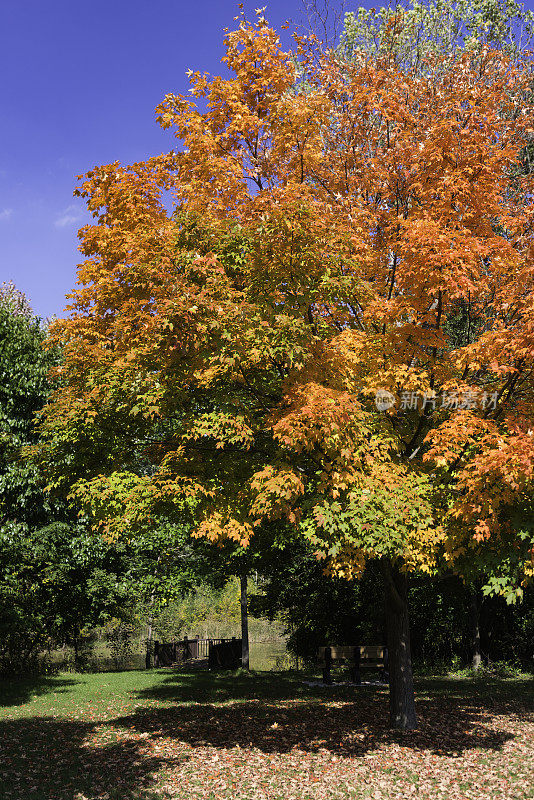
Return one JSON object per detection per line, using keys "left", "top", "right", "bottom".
{"left": 250, "top": 540, "right": 533, "bottom": 673}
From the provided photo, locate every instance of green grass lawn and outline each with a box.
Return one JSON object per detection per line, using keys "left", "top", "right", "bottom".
{"left": 0, "top": 669, "right": 532, "bottom": 800}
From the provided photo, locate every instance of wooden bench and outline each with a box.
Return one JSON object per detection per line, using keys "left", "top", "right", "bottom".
{"left": 317, "top": 645, "right": 388, "bottom": 685}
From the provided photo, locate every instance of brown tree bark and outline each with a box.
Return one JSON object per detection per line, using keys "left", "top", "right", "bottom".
{"left": 382, "top": 559, "right": 417, "bottom": 730}
{"left": 468, "top": 590, "right": 482, "bottom": 671}
{"left": 145, "top": 592, "right": 155, "bottom": 670}
{"left": 240, "top": 572, "right": 250, "bottom": 670}
{"left": 145, "top": 558, "right": 161, "bottom": 669}
{"left": 73, "top": 635, "right": 79, "bottom": 671}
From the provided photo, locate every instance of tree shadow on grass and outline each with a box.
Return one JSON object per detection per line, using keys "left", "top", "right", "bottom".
{"left": 118, "top": 673, "right": 522, "bottom": 759}
{"left": 0, "top": 675, "right": 82, "bottom": 708}
{"left": 0, "top": 716, "right": 182, "bottom": 800}
{"left": 136, "top": 668, "right": 317, "bottom": 704}
{"left": 0, "top": 674, "right": 528, "bottom": 799}
{"left": 418, "top": 675, "right": 534, "bottom": 706}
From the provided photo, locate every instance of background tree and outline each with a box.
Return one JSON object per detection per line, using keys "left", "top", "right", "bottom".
{"left": 334, "top": 0, "right": 534, "bottom": 69}
{"left": 0, "top": 520, "right": 132, "bottom": 673}
{"left": 0, "top": 282, "right": 58, "bottom": 529}
{"left": 0, "top": 285, "right": 138, "bottom": 673}
{"left": 252, "top": 540, "right": 533, "bottom": 671}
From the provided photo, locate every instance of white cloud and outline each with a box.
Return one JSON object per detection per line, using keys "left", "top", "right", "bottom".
{"left": 0, "top": 208, "right": 13, "bottom": 221}
{"left": 54, "top": 204, "right": 83, "bottom": 228}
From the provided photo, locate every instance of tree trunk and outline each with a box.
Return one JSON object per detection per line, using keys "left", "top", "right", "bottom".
{"left": 468, "top": 591, "right": 482, "bottom": 671}
{"left": 73, "top": 634, "right": 79, "bottom": 671}
{"left": 145, "top": 559, "right": 161, "bottom": 669}
{"left": 382, "top": 559, "right": 417, "bottom": 730}
{"left": 145, "top": 595, "right": 155, "bottom": 670}
{"left": 240, "top": 572, "right": 250, "bottom": 670}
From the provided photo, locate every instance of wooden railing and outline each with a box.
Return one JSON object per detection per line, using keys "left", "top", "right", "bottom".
{"left": 153, "top": 636, "right": 241, "bottom": 670}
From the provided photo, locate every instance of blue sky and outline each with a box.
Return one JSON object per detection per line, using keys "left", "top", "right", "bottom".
{"left": 0, "top": 0, "right": 309, "bottom": 319}
{"left": 1, "top": 0, "right": 532, "bottom": 320}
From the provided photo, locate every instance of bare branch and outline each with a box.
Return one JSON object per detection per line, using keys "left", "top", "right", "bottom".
{"left": 299, "top": 0, "right": 347, "bottom": 49}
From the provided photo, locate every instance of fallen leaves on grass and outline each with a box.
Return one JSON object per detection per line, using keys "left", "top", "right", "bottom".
{"left": 0, "top": 675, "right": 532, "bottom": 799}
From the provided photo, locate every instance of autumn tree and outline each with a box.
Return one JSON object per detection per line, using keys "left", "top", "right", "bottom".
{"left": 35, "top": 13, "right": 534, "bottom": 728}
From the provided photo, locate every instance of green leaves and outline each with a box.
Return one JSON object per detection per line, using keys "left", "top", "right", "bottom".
{"left": 0, "top": 292, "right": 61, "bottom": 528}
{"left": 0, "top": 520, "right": 130, "bottom": 674}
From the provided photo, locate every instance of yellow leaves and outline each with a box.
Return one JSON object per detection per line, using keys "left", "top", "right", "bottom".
{"left": 300, "top": 461, "right": 442, "bottom": 578}
{"left": 271, "top": 381, "right": 365, "bottom": 456}
{"left": 183, "top": 413, "right": 255, "bottom": 451}
{"left": 70, "top": 472, "right": 159, "bottom": 541}
{"left": 154, "top": 18, "right": 299, "bottom": 217}
{"left": 249, "top": 465, "right": 304, "bottom": 523}
{"left": 323, "top": 547, "right": 367, "bottom": 581}
{"left": 194, "top": 512, "right": 253, "bottom": 547}
{"left": 402, "top": 523, "right": 446, "bottom": 574}
{"left": 424, "top": 409, "right": 498, "bottom": 468}
{"left": 426, "top": 415, "right": 534, "bottom": 568}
